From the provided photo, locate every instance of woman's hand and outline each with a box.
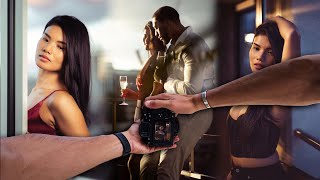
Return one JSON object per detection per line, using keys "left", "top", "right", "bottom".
{"left": 123, "top": 122, "right": 179, "bottom": 154}
{"left": 136, "top": 76, "right": 143, "bottom": 90}
{"left": 121, "top": 88, "right": 138, "bottom": 100}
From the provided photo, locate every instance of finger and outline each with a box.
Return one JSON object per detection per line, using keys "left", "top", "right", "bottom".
{"left": 167, "top": 144, "right": 177, "bottom": 149}
{"left": 145, "top": 93, "right": 171, "bottom": 101}
{"left": 136, "top": 81, "right": 141, "bottom": 87}
{"left": 144, "top": 99, "right": 172, "bottom": 109}
{"left": 152, "top": 144, "right": 177, "bottom": 152}
{"left": 173, "top": 136, "right": 179, "bottom": 143}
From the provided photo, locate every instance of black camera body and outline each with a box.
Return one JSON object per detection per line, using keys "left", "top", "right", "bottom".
{"left": 139, "top": 107, "right": 179, "bottom": 147}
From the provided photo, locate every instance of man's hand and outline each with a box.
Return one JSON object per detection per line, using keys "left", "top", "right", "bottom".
{"left": 144, "top": 93, "right": 203, "bottom": 114}
{"left": 123, "top": 122, "right": 179, "bottom": 154}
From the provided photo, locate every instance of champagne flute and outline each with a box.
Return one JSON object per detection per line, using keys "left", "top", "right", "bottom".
{"left": 119, "top": 76, "right": 128, "bottom": 105}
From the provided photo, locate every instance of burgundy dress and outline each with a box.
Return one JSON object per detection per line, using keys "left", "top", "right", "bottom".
{"left": 28, "top": 90, "right": 63, "bottom": 135}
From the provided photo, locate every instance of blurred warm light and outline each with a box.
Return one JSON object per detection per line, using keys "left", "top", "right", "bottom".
{"left": 244, "top": 33, "right": 254, "bottom": 43}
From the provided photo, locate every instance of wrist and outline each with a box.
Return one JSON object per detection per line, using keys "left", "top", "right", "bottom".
{"left": 114, "top": 132, "right": 131, "bottom": 156}
{"left": 201, "top": 91, "right": 211, "bottom": 109}
{"left": 192, "top": 93, "right": 206, "bottom": 112}
{"left": 122, "top": 130, "right": 134, "bottom": 153}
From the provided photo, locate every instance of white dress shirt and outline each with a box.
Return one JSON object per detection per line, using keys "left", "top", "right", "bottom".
{"left": 164, "top": 26, "right": 215, "bottom": 95}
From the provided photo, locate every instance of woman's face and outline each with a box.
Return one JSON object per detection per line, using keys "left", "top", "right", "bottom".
{"left": 143, "top": 28, "right": 153, "bottom": 51}
{"left": 35, "top": 25, "right": 66, "bottom": 72}
{"left": 249, "top": 35, "right": 275, "bottom": 72}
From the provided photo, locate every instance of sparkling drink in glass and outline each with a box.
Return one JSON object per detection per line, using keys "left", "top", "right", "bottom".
{"left": 119, "top": 76, "right": 128, "bottom": 105}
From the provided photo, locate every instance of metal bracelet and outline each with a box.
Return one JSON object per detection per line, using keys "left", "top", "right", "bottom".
{"left": 201, "top": 91, "right": 211, "bottom": 109}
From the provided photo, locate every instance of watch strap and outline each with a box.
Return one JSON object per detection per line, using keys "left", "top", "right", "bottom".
{"left": 114, "top": 132, "right": 131, "bottom": 156}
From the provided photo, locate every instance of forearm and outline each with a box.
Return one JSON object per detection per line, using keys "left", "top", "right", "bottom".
{"left": 282, "top": 30, "right": 301, "bottom": 61}
{"left": 271, "top": 16, "right": 301, "bottom": 61}
{"left": 1, "top": 134, "right": 123, "bottom": 179}
{"left": 201, "top": 55, "right": 320, "bottom": 109}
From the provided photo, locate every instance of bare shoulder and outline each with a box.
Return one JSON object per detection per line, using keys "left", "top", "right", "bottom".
{"left": 46, "top": 91, "right": 77, "bottom": 109}
{"left": 45, "top": 91, "right": 81, "bottom": 118}
{"left": 44, "top": 91, "right": 89, "bottom": 136}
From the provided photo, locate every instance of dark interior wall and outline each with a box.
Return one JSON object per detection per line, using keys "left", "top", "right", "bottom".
{"left": 209, "top": 1, "right": 240, "bottom": 177}
{"left": 217, "top": 3, "right": 239, "bottom": 85}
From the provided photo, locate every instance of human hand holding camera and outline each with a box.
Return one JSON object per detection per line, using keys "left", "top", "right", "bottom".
{"left": 123, "top": 121, "right": 179, "bottom": 154}
{"left": 139, "top": 107, "right": 179, "bottom": 147}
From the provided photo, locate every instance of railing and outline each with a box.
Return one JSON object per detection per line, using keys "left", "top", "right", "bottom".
{"left": 294, "top": 129, "right": 320, "bottom": 151}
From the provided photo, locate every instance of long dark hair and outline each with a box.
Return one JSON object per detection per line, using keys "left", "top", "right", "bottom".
{"left": 241, "top": 20, "right": 284, "bottom": 137}
{"left": 138, "top": 21, "right": 166, "bottom": 99}
{"left": 45, "top": 15, "right": 91, "bottom": 125}
{"left": 239, "top": 106, "right": 273, "bottom": 139}
{"left": 254, "top": 20, "right": 284, "bottom": 64}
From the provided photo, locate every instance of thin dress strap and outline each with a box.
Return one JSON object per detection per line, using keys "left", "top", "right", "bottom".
{"left": 41, "top": 89, "right": 65, "bottom": 102}
{"left": 28, "top": 89, "right": 66, "bottom": 111}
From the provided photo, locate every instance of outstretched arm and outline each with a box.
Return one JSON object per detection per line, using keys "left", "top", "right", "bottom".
{"left": 144, "top": 55, "right": 320, "bottom": 114}
{"left": 0, "top": 123, "right": 178, "bottom": 180}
